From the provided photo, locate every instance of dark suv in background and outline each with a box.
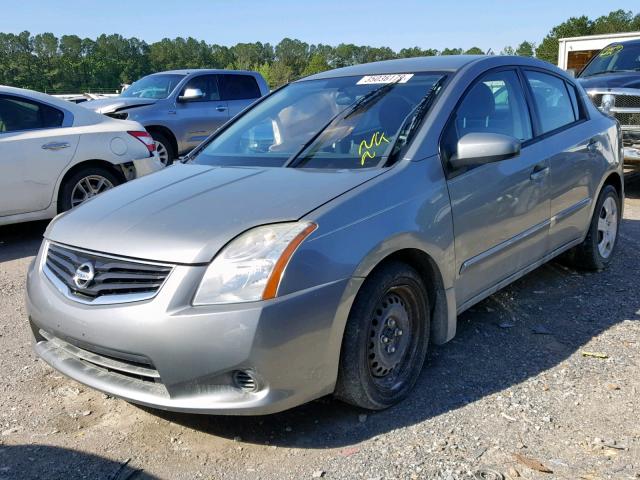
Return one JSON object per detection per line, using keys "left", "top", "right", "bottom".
{"left": 82, "top": 69, "right": 269, "bottom": 165}
{"left": 577, "top": 39, "right": 640, "bottom": 168}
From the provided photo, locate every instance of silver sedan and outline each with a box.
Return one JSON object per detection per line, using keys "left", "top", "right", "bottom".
{"left": 27, "top": 55, "right": 623, "bottom": 415}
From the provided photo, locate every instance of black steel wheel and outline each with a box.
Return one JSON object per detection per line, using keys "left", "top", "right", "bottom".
{"left": 335, "top": 261, "right": 430, "bottom": 410}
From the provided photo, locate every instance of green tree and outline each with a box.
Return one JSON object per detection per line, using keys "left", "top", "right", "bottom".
{"left": 516, "top": 41, "right": 535, "bottom": 57}
{"left": 465, "top": 47, "right": 484, "bottom": 55}
{"left": 500, "top": 46, "right": 515, "bottom": 56}
{"left": 398, "top": 47, "right": 438, "bottom": 58}
{"left": 274, "top": 38, "right": 309, "bottom": 77}
{"left": 301, "top": 53, "right": 330, "bottom": 77}
{"left": 441, "top": 47, "right": 463, "bottom": 55}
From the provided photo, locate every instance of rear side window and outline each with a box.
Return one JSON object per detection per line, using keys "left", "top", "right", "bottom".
{"left": 0, "top": 95, "right": 64, "bottom": 133}
{"left": 524, "top": 71, "right": 577, "bottom": 134}
{"left": 220, "top": 75, "right": 261, "bottom": 101}
{"left": 441, "top": 69, "right": 533, "bottom": 168}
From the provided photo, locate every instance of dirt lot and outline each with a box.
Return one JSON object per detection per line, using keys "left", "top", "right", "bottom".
{"left": 0, "top": 176, "right": 638, "bottom": 480}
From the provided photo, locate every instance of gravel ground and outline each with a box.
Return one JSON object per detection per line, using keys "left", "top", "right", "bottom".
{"left": 0, "top": 175, "right": 639, "bottom": 480}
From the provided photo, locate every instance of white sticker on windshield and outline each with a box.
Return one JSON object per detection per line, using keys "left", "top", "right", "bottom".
{"left": 356, "top": 74, "right": 414, "bottom": 85}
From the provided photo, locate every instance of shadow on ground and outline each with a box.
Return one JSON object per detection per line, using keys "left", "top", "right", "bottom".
{"left": 0, "top": 444, "right": 157, "bottom": 480}
{"left": 0, "top": 220, "right": 48, "bottom": 263}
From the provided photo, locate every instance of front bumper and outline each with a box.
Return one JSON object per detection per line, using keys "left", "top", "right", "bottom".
{"left": 26, "top": 245, "right": 356, "bottom": 415}
{"left": 132, "top": 153, "right": 163, "bottom": 177}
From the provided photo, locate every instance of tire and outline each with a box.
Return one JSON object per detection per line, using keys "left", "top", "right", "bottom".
{"left": 150, "top": 131, "right": 176, "bottom": 166}
{"left": 58, "top": 166, "right": 121, "bottom": 213}
{"left": 334, "top": 261, "right": 430, "bottom": 410}
{"left": 564, "top": 185, "right": 621, "bottom": 270}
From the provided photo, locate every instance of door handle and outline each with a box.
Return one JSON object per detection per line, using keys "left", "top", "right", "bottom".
{"left": 41, "top": 142, "right": 70, "bottom": 151}
{"left": 530, "top": 164, "right": 549, "bottom": 181}
{"left": 216, "top": 105, "right": 227, "bottom": 112}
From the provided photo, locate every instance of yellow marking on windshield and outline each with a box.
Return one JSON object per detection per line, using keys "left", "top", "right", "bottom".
{"left": 359, "top": 131, "right": 389, "bottom": 165}
{"left": 599, "top": 44, "right": 623, "bottom": 57}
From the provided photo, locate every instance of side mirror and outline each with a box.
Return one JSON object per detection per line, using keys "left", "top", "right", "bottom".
{"left": 450, "top": 132, "right": 521, "bottom": 169}
{"left": 178, "top": 88, "right": 205, "bottom": 102}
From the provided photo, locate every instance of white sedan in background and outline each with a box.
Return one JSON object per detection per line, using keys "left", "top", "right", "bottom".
{"left": 0, "top": 86, "right": 163, "bottom": 226}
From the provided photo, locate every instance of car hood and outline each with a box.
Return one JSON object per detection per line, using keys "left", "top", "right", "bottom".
{"left": 46, "top": 164, "right": 385, "bottom": 264}
{"left": 81, "top": 97, "right": 157, "bottom": 114}
{"left": 578, "top": 71, "right": 640, "bottom": 90}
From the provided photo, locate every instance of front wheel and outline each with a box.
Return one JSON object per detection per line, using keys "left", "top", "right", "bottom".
{"left": 335, "top": 262, "right": 430, "bottom": 410}
{"left": 564, "top": 185, "right": 621, "bottom": 270}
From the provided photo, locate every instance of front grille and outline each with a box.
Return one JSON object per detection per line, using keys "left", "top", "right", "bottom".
{"left": 45, "top": 243, "right": 172, "bottom": 303}
{"left": 591, "top": 93, "right": 640, "bottom": 109}
{"left": 589, "top": 93, "right": 640, "bottom": 128}
{"left": 614, "top": 95, "right": 640, "bottom": 109}
{"left": 612, "top": 111, "right": 640, "bottom": 128}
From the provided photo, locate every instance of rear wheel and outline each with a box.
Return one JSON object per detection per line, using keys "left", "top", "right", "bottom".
{"left": 150, "top": 131, "right": 176, "bottom": 166}
{"left": 564, "top": 185, "right": 620, "bottom": 270}
{"left": 58, "top": 166, "right": 120, "bottom": 212}
{"left": 335, "top": 262, "right": 430, "bottom": 410}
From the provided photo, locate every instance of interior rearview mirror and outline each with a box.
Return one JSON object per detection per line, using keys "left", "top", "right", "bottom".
{"left": 566, "top": 68, "right": 576, "bottom": 78}
{"left": 450, "top": 132, "right": 521, "bottom": 169}
{"left": 178, "top": 88, "right": 205, "bottom": 102}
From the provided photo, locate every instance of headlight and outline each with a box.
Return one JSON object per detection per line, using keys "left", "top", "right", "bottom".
{"left": 193, "top": 222, "right": 317, "bottom": 305}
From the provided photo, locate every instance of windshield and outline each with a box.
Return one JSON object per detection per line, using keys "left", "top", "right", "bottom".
{"left": 121, "top": 74, "right": 185, "bottom": 99}
{"left": 192, "top": 73, "right": 446, "bottom": 169}
{"left": 580, "top": 43, "right": 640, "bottom": 77}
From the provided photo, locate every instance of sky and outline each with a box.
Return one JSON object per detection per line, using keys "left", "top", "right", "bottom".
{"left": 0, "top": 0, "right": 638, "bottom": 52}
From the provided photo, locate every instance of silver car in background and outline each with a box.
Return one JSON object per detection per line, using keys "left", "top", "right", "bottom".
{"left": 0, "top": 86, "right": 161, "bottom": 226}
{"left": 83, "top": 69, "right": 269, "bottom": 165}
{"left": 27, "top": 56, "right": 623, "bottom": 415}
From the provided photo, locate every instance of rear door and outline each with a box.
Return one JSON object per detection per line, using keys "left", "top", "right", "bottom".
{"left": 220, "top": 74, "right": 263, "bottom": 118}
{"left": 441, "top": 69, "right": 551, "bottom": 305}
{"left": 0, "top": 94, "right": 79, "bottom": 216}
{"left": 522, "top": 69, "right": 600, "bottom": 250}
{"left": 174, "top": 74, "right": 229, "bottom": 151}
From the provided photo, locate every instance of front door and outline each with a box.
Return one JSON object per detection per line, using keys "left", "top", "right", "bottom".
{"left": 175, "top": 74, "right": 229, "bottom": 151}
{"left": 0, "top": 94, "right": 78, "bottom": 216}
{"left": 441, "top": 69, "right": 551, "bottom": 305}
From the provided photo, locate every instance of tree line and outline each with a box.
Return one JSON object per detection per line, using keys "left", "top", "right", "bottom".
{"left": 0, "top": 9, "right": 637, "bottom": 93}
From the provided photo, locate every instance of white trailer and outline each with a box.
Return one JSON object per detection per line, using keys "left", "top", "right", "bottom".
{"left": 558, "top": 31, "right": 640, "bottom": 72}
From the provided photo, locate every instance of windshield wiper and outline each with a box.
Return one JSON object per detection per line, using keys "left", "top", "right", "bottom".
{"left": 384, "top": 77, "right": 446, "bottom": 166}
{"left": 284, "top": 79, "right": 401, "bottom": 167}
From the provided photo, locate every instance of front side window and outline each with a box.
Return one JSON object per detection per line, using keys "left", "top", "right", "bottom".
{"left": 192, "top": 73, "right": 446, "bottom": 169}
{"left": 121, "top": 74, "right": 185, "bottom": 99}
{"left": 441, "top": 70, "right": 533, "bottom": 168}
{"left": 221, "top": 75, "right": 261, "bottom": 101}
{"left": 0, "top": 95, "right": 64, "bottom": 133}
{"left": 579, "top": 43, "right": 640, "bottom": 77}
{"left": 181, "top": 75, "right": 220, "bottom": 101}
{"left": 524, "top": 71, "right": 577, "bottom": 134}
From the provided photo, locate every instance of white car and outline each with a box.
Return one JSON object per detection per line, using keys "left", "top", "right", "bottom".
{"left": 0, "top": 86, "right": 163, "bottom": 226}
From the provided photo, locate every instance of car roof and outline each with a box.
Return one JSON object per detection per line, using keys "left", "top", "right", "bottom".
{"left": 606, "top": 38, "right": 640, "bottom": 47}
{"left": 0, "top": 85, "right": 83, "bottom": 111}
{"left": 152, "top": 69, "right": 260, "bottom": 76}
{"left": 301, "top": 56, "right": 484, "bottom": 81}
{"left": 0, "top": 85, "right": 110, "bottom": 126}
{"left": 299, "top": 55, "right": 564, "bottom": 82}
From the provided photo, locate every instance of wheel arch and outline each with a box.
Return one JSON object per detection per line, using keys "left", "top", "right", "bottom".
{"left": 356, "top": 248, "right": 455, "bottom": 346}
{"left": 145, "top": 125, "right": 178, "bottom": 156}
{"left": 56, "top": 160, "right": 126, "bottom": 213}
